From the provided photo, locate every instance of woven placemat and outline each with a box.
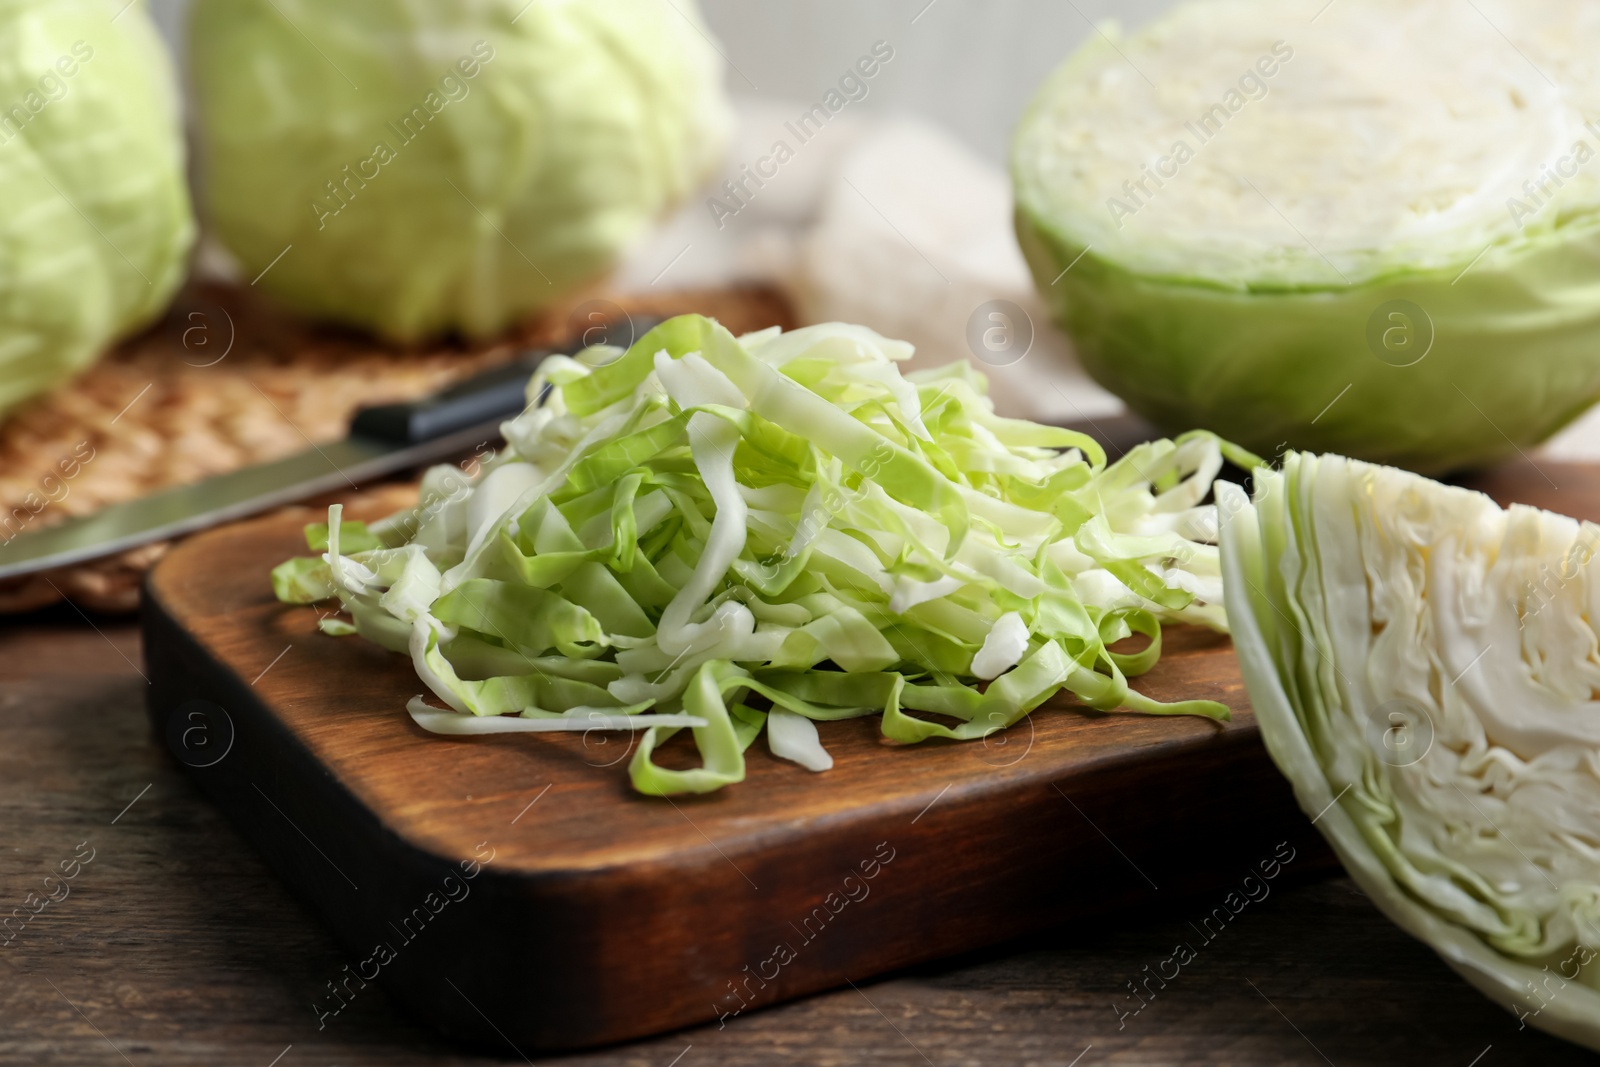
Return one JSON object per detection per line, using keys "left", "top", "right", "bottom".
{"left": 0, "top": 282, "right": 795, "bottom": 614}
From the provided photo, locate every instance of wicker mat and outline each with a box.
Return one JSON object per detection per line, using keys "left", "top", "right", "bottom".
{"left": 0, "top": 282, "right": 795, "bottom": 614}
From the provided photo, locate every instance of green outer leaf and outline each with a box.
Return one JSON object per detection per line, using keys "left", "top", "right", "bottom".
{"left": 188, "top": 0, "right": 730, "bottom": 341}
{"left": 433, "top": 579, "right": 605, "bottom": 658}
{"left": 0, "top": 0, "right": 195, "bottom": 418}
{"left": 630, "top": 659, "right": 751, "bottom": 795}
{"left": 304, "top": 520, "right": 383, "bottom": 554}
{"left": 271, "top": 556, "right": 332, "bottom": 604}
{"left": 1016, "top": 207, "right": 1600, "bottom": 475}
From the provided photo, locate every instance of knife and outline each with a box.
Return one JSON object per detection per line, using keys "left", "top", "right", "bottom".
{"left": 0, "top": 321, "right": 654, "bottom": 582}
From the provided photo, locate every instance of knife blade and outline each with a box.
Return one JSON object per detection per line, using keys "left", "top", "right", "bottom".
{"left": 0, "top": 318, "right": 655, "bottom": 582}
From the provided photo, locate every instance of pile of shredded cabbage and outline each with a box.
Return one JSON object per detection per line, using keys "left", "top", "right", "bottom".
{"left": 274, "top": 315, "right": 1249, "bottom": 794}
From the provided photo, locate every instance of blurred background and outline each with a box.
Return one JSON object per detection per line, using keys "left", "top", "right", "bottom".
{"left": 146, "top": 0, "right": 1176, "bottom": 165}
{"left": 139, "top": 0, "right": 1176, "bottom": 426}
{"left": 6, "top": 0, "right": 1177, "bottom": 612}
{"left": 11, "top": 0, "right": 1599, "bottom": 615}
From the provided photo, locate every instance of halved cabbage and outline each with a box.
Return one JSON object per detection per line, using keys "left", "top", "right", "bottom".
{"left": 277, "top": 315, "right": 1251, "bottom": 795}
{"left": 1013, "top": 0, "right": 1600, "bottom": 474}
{"left": 1220, "top": 452, "right": 1600, "bottom": 1049}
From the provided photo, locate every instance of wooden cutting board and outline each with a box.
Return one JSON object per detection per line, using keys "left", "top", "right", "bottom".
{"left": 139, "top": 458, "right": 1576, "bottom": 1053}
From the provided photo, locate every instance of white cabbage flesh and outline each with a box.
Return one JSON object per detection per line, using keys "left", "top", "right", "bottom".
{"left": 1220, "top": 452, "right": 1600, "bottom": 1050}
{"left": 1017, "top": 0, "right": 1600, "bottom": 286}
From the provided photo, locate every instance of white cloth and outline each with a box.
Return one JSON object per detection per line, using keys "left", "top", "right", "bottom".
{"left": 615, "top": 101, "right": 1123, "bottom": 427}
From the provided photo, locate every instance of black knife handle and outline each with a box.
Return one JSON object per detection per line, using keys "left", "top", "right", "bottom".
{"left": 349, "top": 316, "right": 660, "bottom": 445}
{"left": 349, "top": 354, "right": 549, "bottom": 444}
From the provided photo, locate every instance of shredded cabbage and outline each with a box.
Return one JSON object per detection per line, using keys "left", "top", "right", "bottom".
{"left": 275, "top": 315, "right": 1250, "bottom": 795}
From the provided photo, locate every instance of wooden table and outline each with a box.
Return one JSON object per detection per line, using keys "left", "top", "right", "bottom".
{"left": 0, "top": 608, "right": 1589, "bottom": 1066}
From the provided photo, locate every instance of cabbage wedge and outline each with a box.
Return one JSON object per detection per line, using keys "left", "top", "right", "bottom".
{"left": 277, "top": 315, "right": 1246, "bottom": 795}
{"left": 1221, "top": 452, "right": 1600, "bottom": 1050}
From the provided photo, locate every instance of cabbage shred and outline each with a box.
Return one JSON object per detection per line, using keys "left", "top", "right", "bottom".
{"left": 274, "top": 315, "right": 1246, "bottom": 794}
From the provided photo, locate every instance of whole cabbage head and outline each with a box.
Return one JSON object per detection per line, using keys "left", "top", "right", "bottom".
{"left": 1221, "top": 452, "right": 1600, "bottom": 1051}
{"left": 0, "top": 0, "right": 194, "bottom": 417}
{"left": 1013, "top": 0, "right": 1600, "bottom": 475}
{"left": 188, "top": 0, "right": 732, "bottom": 342}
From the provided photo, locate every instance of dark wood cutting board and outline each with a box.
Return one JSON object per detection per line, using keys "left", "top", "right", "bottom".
{"left": 139, "top": 458, "right": 1577, "bottom": 1054}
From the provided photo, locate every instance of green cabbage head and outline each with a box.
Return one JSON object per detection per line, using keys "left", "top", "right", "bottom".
{"left": 188, "top": 0, "right": 732, "bottom": 342}
{"left": 1221, "top": 452, "right": 1600, "bottom": 1051}
{"left": 0, "top": 0, "right": 194, "bottom": 417}
{"left": 1013, "top": 0, "right": 1600, "bottom": 474}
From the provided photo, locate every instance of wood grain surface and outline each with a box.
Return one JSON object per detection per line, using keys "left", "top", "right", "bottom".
{"left": 0, "top": 458, "right": 1593, "bottom": 1064}
{"left": 2, "top": 610, "right": 1591, "bottom": 1066}
{"left": 140, "top": 498, "right": 1331, "bottom": 1051}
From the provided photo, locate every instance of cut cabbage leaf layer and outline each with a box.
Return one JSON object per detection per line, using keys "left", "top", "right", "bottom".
{"left": 276, "top": 314, "right": 1246, "bottom": 795}
{"left": 1014, "top": 0, "right": 1600, "bottom": 286}
{"left": 1220, "top": 452, "right": 1600, "bottom": 1050}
